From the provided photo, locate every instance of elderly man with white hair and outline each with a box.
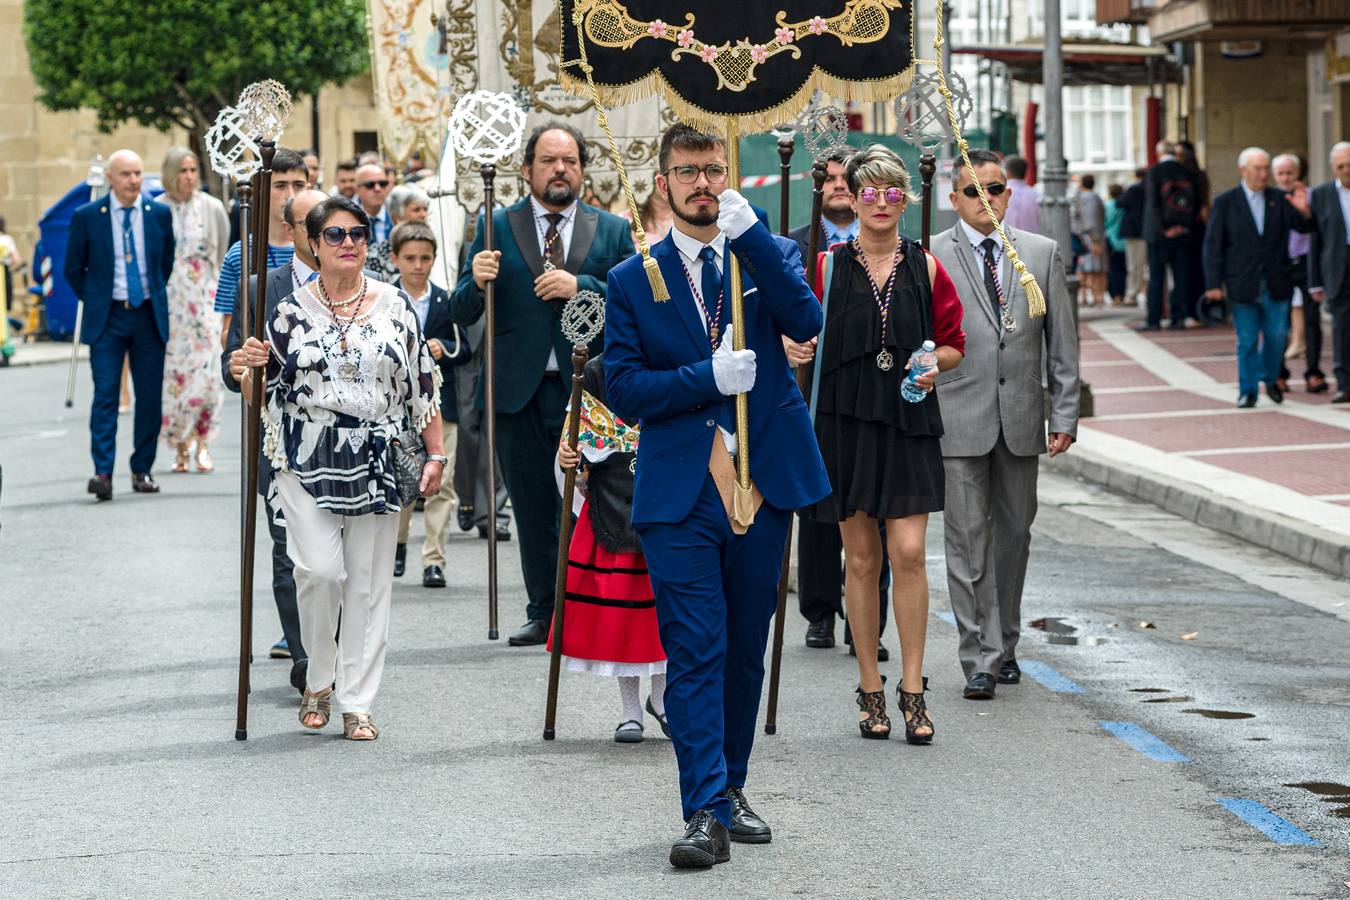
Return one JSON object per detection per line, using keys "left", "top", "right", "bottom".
{"left": 1203, "top": 147, "right": 1313, "bottom": 408}
{"left": 1272, "top": 153, "right": 1326, "bottom": 393}
{"left": 64, "top": 149, "right": 176, "bottom": 500}
{"left": 1308, "top": 142, "right": 1350, "bottom": 403}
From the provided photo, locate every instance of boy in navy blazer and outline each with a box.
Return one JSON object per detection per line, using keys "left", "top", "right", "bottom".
{"left": 604, "top": 124, "right": 828, "bottom": 868}
{"left": 64, "top": 150, "right": 175, "bottom": 500}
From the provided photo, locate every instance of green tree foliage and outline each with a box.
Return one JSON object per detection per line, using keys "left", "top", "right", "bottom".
{"left": 25, "top": 0, "right": 369, "bottom": 138}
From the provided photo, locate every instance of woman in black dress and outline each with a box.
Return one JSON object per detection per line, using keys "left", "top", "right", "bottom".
{"left": 793, "top": 145, "right": 965, "bottom": 743}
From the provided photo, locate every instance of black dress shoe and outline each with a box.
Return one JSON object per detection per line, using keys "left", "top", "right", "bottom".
{"left": 1307, "top": 375, "right": 1329, "bottom": 394}
{"left": 290, "top": 658, "right": 308, "bottom": 695}
{"left": 507, "top": 618, "right": 550, "bottom": 646}
{"left": 726, "top": 788, "right": 772, "bottom": 844}
{"left": 422, "top": 565, "right": 446, "bottom": 588}
{"left": 669, "top": 810, "right": 731, "bottom": 868}
{"left": 477, "top": 523, "right": 513, "bottom": 541}
{"left": 393, "top": 543, "right": 407, "bottom": 577}
{"left": 805, "top": 618, "right": 835, "bottom": 648}
{"left": 1333, "top": 391, "right": 1350, "bottom": 404}
{"left": 130, "top": 473, "right": 160, "bottom": 493}
{"left": 997, "top": 658, "right": 1021, "bottom": 684}
{"left": 457, "top": 504, "right": 474, "bottom": 532}
{"left": 1267, "top": 381, "right": 1284, "bottom": 404}
{"left": 1133, "top": 322, "right": 1161, "bottom": 332}
{"left": 963, "top": 672, "right": 996, "bottom": 700}
{"left": 1237, "top": 393, "right": 1257, "bottom": 409}
{"left": 87, "top": 474, "right": 113, "bottom": 501}
{"left": 848, "top": 641, "right": 889, "bottom": 662}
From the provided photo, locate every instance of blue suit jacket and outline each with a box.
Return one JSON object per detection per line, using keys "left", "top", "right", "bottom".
{"left": 604, "top": 221, "right": 830, "bottom": 525}
{"left": 64, "top": 195, "right": 175, "bottom": 345}
{"left": 1203, "top": 185, "right": 1313, "bottom": 305}
{"left": 449, "top": 198, "right": 634, "bottom": 413}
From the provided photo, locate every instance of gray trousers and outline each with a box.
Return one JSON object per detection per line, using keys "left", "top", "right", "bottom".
{"left": 942, "top": 434, "right": 1039, "bottom": 679}
{"left": 452, "top": 354, "right": 510, "bottom": 528}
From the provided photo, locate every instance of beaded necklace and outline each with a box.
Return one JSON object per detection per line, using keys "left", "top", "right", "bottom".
{"left": 316, "top": 276, "right": 368, "bottom": 381}
{"left": 678, "top": 255, "right": 724, "bottom": 348}
{"left": 852, "top": 239, "right": 904, "bottom": 370}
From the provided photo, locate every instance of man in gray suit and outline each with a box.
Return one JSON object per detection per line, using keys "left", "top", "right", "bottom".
{"left": 930, "top": 149, "right": 1080, "bottom": 700}
{"left": 1308, "top": 142, "right": 1350, "bottom": 404}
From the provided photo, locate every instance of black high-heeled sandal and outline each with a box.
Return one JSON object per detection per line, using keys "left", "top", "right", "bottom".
{"left": 898, "top": 676, "right": 934, "bottom": 745}
{"left": 855, "top": 675, "right": 890, "bottom": 740}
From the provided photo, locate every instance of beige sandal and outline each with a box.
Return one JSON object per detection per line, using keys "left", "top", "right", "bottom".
{"left": 298, "top": 687, "right": 332, "bottom": 730}
{"left": 342, "top": 712, "right": 379, "bottom": 741}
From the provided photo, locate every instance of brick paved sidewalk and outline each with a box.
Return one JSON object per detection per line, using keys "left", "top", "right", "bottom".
{"left": 1061, "top": 306, "right": 1350, "bottom": 577}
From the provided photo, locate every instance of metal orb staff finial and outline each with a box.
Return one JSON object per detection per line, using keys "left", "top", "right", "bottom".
{"left": 896, "top": 68, "right": 974, "bottom": 154}
{"left": 800, "top": 100, "right": 849, "bottom": 162}
{"left": 205, "top": 106, "right": 262, "bottom": 181}
{"left": 237, "top": 79, "right": 294, "bottom": 143}
{"left": 449, "top": 90, "right": 528, "bottom": 167}
{"left": 561, "top": 290, "right": 605, "bottom": 347}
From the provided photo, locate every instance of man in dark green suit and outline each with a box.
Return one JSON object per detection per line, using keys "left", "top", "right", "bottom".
{"left": 451, "top": 122, "right": 635, "bottom": 644}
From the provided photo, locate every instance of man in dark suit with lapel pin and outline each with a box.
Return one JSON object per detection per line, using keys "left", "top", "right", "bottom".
{"left": 605, "top": 123, "right": 829, "bottom": 868}
{"left": 1203, "top": 147, "right": 1313, "bottom": 408}
{"left": 451, "top": 122, "right": 635, "bottom": 645}
{"left": 220, "top": 188, "right": 329, "bottom": 692}
{"left": 1308, "top": 142, "right": 1350, "bottom": 403}
{"left": 64, "top": 149, "right": 175, "bottom": 501}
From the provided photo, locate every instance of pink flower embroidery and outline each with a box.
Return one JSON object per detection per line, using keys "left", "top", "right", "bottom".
{"left": 649, "top": 19, "right": 667, "bottom": 38}
{"left": 750, "top": 44, "right": 768, "bottom": 64}
{"left": 775, "top": 26, "right": 794, "bottom": 45}
{"left": 677, "top": 29, "right": 694, "bottom": 48}
{"left": 808, "top": 16, "right": 827, "bottom": 35}
{"left": 700, "top": 45, "right": 719, "bottom": 63}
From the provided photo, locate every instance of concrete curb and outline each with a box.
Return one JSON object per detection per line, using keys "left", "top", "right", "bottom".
{"left": 1053, "top": 447, "right": 1350, "bottom": 582}
{"left": 2, "top": 345, "right": 85, "bottom": 368}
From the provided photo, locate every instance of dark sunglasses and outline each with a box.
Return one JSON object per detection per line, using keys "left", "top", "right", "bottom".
{"left": 360, "top": 179, "right": 390, "bottom": 189}
{"left": 665, "top": 164, "right": 730, "bottom": 185}
{"left": 318, "top": 225, "right": 370, "bottom": 247}
{"left": 858, "top": 186, "right": 907, "bottom": 205}
{"left": 961, "top": 182, "right": 1008, "bottom": 199}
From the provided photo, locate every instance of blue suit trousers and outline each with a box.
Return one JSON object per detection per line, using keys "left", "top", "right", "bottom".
{"left": 637, "top": 474, "right": 790, "bottom": 826}
{"left": 88, "top": 303, "right": 165, "bottom": 475}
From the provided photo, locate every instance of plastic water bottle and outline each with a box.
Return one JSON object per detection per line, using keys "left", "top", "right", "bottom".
{"left": 900, "top": 340, "right": 937, "bottom": 403}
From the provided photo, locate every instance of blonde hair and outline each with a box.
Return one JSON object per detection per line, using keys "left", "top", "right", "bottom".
{"left": 161, "top": 146, "right": 197, "bottom": 194}
{"left": 845, "top": 144, "right": 918, "bottom": 203}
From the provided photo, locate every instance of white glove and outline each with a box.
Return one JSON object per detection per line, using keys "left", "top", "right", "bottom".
{"left": 716, "top": 189, "right": 757, "bottom": 240}
{"left": 711, "top": 323, "right": 756, "bottom": 396}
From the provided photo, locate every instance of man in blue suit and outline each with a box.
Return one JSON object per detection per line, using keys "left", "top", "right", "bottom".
{"left": 604, "top": 124, "right": 829, "bottom": 869}
{"left": 64, "top": 149, "right": 175, "bottom": 500}
{"left": 451, "top": 122, "right": 634, "bottom": 645}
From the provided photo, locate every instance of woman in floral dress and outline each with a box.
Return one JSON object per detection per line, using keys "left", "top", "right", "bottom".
{"left": 157, "top": 147, "right": 229, "bottom": 472}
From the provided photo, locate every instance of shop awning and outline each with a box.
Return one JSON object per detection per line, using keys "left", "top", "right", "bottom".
{"left": 951, "top": 41, "right": 1177, "bottom": 86}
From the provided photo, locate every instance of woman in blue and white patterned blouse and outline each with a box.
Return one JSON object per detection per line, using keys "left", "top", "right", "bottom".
{"left": 238, "top": 196, "right": 447, "bottom": 741}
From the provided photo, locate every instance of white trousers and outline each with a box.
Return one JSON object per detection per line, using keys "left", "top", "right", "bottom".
{"left": 275, "top": 471, "right": 399, "bottom": 714}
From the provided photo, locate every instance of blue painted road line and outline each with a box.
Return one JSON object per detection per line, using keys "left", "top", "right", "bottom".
{"left": 1019, "top": 660, "right": 1086, "bottom": 694}
{"left": 934, "top": 611, "right": 957, "bottom": 626}
{"left": 1216, "top": 798, "right": 1322, "bottom": 847}
{"left": 1099, "top": 721, "right": 1191, "bottom": 763}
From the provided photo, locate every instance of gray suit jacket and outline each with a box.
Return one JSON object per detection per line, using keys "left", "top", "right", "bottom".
{"left": 930, "top": 224, "right": 1080, "bottom": 457}
{"left": 1309, "top": 181, "right": 1350, "bottom": 303}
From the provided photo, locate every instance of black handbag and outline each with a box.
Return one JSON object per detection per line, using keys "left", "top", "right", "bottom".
{"left": 388, "top": 432, "right": 426, "bottom": 507}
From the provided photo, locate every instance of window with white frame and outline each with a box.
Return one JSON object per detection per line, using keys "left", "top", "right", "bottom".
{"left": 1064, "top": 84, "right": 1134, "bottom": 168}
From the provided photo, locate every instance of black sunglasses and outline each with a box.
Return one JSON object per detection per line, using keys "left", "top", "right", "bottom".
{"left": 361, "top": 179, "right": 390, "bottom": 189}
{"left": 318, "top": 225, "right": 370, "bottom": 247}
{"left": 961, "top": 182, "right": 1008, "bottom": 199}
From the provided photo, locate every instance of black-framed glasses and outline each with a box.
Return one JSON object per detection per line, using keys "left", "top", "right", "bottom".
{"left": 665, "top": 164, "right": 730, "bottom": 185}
{"left": 961, "top": 182, "right": 1008, "bottom": 199}
{"left": 858, "top": 186, "right": 906, "bottom": 205}
{"left": 319, "top": 225, "right": 370, "bottom": 247}
{"left": 360, "top": 179, "right": 390, "bottom": 190}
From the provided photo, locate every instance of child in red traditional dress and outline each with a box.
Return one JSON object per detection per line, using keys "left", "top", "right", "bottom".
{"left": 551, "top": 358, "right": 667, "bottom": 743}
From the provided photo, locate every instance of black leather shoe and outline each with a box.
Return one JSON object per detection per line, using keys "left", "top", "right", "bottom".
{"left": 1237, "top": 393, "right": 1257, "bottom": 409}
{"left": 1133, "top": 322, "right": 1161, "bottom": 332}
{"left": 963, "top": 672, "right": 996, "bottom": 700}
{"left": 477, "top": 523, "right": 513, "bottom": 541}
{"left": 805, "top": 618, "right": 835, "bottom": 648}
{"left": 507, "top": 618, "right": 549, "bottom": 646}
{"left": 997, "top": 658, "right": 1021, "bottom": 684}
{"left": 670, "top": 810, "right": 731, "bottom": 868}
{"left": 130, "top": 473, "right": 160, "bottom": 493}
{"left": 422, "top": 565, "right": 446, "bottom": 588}
{"left": 1267, "top": 381, "right": 1284, "bottom": 404}
{"left": 848, "top": 641, "right": 889, "bottom": 662}
{"left": 1332, "top": 391, "right": 1350, "bottom": 404}
{"left": 87, "top": 474, "right": 113, "bottom": 501}
{"left": 393, "top": 543, "right": 407, "bottom": 577}
{"left": 290, "top": 658, "right": 308, "bottom": 695}
{"left": 457, "top": 504, "right": 474, "bottom": 532}
{"left": 726, "top": 788, "right": 772, "bottom": 844}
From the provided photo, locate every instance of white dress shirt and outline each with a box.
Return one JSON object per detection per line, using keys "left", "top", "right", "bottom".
{"left": 290, "top": 255, "right": 317, "bottom": 293}
{"left": 529, "top": 195, "right": 578, "bottom": 372}
{"left": 669, "top": 225, "right": 737, "bottom": 455}
{"left": 109, "top": 192, "right": 149, "bottom": 301}
{"left": 1337, "top": 181, "right": 1350, "bottom": 246}
{"left": 407, "top": 284, "right": 432, "bottom": 329}
{"left": 1241, "top": 183, "right": 1265, "bottom": 235}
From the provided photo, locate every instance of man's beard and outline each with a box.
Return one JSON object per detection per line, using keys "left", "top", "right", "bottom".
{"left": 541, "top": 180, "right": 576, "bottom": 206}
{"left": 670, "top": 189, "right": 718, "bottom": 228}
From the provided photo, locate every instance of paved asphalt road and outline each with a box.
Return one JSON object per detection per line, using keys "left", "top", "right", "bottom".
{"left": 3, "top": 361, "right": 1349, "bottom": 898}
